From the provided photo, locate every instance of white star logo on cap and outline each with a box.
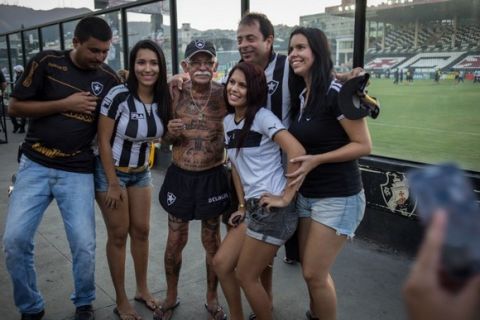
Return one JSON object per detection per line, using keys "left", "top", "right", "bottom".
{"left": 195, "top": 40, "right": 206, "bottom": 49}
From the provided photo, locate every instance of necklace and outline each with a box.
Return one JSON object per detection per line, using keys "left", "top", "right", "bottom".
{"left": 234, "top": 110, "right": 246, "bottom": 124}
{"left": 138, "top": 93, "right": 154, "bottom": 117}
{"left": 143, "top": 103, "right": 152, "bottom": 116}
{"left": 189, "top": 85, "right": 212, "bottom": 121}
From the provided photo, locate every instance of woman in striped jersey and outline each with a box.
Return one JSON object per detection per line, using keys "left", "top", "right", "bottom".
{"left": 95, "top": 40, "right": 171, "bottom": 319}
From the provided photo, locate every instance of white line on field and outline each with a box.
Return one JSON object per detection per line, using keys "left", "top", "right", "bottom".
{"left": 369, "top": 122, "right": 480, "bottom": 137}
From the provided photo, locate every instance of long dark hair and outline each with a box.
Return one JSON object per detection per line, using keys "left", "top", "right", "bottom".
{"left": 127, "top": 39, "right": 171, "bottom": 133}
{"left": 224, "top": 62, "right": 267, "bottom": 152}
{"left": 288, "top": 27, "right": 333, "bottom": 121}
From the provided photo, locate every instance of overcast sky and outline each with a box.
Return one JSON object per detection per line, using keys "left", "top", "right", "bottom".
{"left": 0, "top": 0, "right": 385, "bottom": 30}
{"left": 0, "top": 0, "right": 340, "bottom": 29}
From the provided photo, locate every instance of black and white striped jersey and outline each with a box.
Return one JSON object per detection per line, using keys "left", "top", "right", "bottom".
{"left": 222, "top": 52, "right": 291, "bottom": 127}
{"left": 264, "top": 52, "right": 291, "bottom": 128}
{"left": 100, "top": 84, "right": 165, "bottom": 167}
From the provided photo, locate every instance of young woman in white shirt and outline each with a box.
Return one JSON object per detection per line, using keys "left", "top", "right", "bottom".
{"left": 213, "top": 61, "right": 305, "bottom": 320}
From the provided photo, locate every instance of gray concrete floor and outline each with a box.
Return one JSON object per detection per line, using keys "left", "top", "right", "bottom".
{"left": 0, "top": 120, "right": 411, "bottom": 319}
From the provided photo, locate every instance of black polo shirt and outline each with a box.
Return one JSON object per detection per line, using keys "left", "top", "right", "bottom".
{"left": 289, "top": 80, "right": 363, "bottom": 198}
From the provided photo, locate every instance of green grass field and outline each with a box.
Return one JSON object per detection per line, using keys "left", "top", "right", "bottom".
{"left": 366, "top": 79, "right": 480, "bottom": 172}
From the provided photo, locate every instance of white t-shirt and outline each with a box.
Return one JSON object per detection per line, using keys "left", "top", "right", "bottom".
{"left": 224, "top": 108, "right": 286, "bottom": 199}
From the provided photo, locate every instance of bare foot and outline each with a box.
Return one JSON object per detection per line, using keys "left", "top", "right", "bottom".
{"left": 134, "top": 291, "right": 161, "bottom": 311}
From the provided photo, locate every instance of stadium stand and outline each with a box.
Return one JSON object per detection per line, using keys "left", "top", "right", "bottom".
{"left": 358, "top": 1, "right": 480, "bottom": 78}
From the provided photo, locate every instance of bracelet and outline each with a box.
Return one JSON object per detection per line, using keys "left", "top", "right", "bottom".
{"left": 238, "top": 203, "right": 245, "bottom": 210}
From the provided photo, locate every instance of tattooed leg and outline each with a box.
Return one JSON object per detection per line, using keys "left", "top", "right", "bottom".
{"left": 164, "top": 214, "right": 189, "bottom": 305}
{"left": 201, "top": 216, "right": 221, "bottom": 307}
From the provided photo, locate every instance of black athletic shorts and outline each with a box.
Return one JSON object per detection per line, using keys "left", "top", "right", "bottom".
{"left": 159, "top": 163, "right": 231, "bottom": 221}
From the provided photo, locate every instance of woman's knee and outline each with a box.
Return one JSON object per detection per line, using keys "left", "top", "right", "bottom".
{"left": 235, "top": 266, "right": 255, "bottom": 287}
{"left": 303, "top": 265, "right": 329, "bottom": 288}
{"left": 212, "top": 253, "right": 222, "bottom": 274}
{"left": 107, "top": 227, "right": 129, "bottom": 247}
{"left": 130, "top": 224, "right": 150, "bottom": 242}
{"left": 212, "top": 252, "right": 231, "bottom": 277}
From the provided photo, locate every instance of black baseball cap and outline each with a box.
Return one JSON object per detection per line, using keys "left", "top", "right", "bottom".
{"left": 184, "top": 40, "right": 216, "bottom": 60}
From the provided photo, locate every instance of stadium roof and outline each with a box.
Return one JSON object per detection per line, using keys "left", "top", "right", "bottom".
{"left": 326, "top": 0, "right": 480, "bottom": 24}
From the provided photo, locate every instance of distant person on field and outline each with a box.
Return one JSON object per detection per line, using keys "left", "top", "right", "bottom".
{"left": 457, "top": 70, "right": 464, "bottom": 84}
{"left": 473, "top": 70, "right": 480, "bottom": 83}
{"left": 434, "top": 69, "right": 441, "bottom": 83}
{"left": 393, "top": 69, "right": 399, "bottom": 84}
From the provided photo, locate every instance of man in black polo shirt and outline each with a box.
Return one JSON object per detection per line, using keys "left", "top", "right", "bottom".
{"left": 3, "top": 16, "right": 119, "bottom": 320}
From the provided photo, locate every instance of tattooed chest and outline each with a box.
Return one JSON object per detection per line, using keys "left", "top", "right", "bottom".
{"left": 173, "top": 136, "right": 224, "bottom": 170}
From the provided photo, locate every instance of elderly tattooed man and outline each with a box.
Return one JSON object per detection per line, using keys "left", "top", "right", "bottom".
{"left": 155, "top": 40, "right": 229, "bottom": 320}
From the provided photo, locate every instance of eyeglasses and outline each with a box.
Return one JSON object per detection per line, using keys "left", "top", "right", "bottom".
{"left": 188, "top": 60, "right": 215, "bottom": 68}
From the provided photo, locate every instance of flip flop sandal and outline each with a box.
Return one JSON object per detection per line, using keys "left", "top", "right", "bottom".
{"left": 153, "top": 298, "right": 180, "bottom": 320}
{"left": 134, "top": 296, "right": 161, "bottom": 311}
{"left": 204, "top": 303, "right": 227, "bottom": 320}
{"left": 113, "top": 307, "right": 141, "bottom": 320}
{"left": 283, "top": 256, "right": 296, "bottom": 264}
{"left": 248, "top": 312, "right": 256, "bottom": 320}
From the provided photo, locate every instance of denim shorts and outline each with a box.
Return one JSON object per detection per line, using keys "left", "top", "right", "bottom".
{"left": 245, "top": 198, "right": 298, "bottom": 246}
{"left": 94, "top": 157, "right": 152, "bottom": 192}
{"left": 296, "top": 190, "right": 366, "bottom": 238}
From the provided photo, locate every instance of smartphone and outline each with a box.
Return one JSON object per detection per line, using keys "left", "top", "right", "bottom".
{"left": 408, "top": 163, "right": 480, "bottom": 289}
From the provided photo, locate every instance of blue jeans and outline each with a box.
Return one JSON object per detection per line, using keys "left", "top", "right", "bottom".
{"left": 3, "top": 155, "right": 96, "bottom": 313}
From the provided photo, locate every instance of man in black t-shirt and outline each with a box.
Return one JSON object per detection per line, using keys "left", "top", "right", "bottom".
{"left": 3, "top": 16, "right": 119, "bottom": 320}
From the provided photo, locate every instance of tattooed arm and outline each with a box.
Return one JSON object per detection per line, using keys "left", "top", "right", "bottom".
{"left": 162, "top": 85, "right": 186, "bottom": 146}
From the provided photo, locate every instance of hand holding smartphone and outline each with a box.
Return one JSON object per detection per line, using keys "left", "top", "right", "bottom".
{"left": 408, "top": 163, "right": 480, "bottom": 290}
